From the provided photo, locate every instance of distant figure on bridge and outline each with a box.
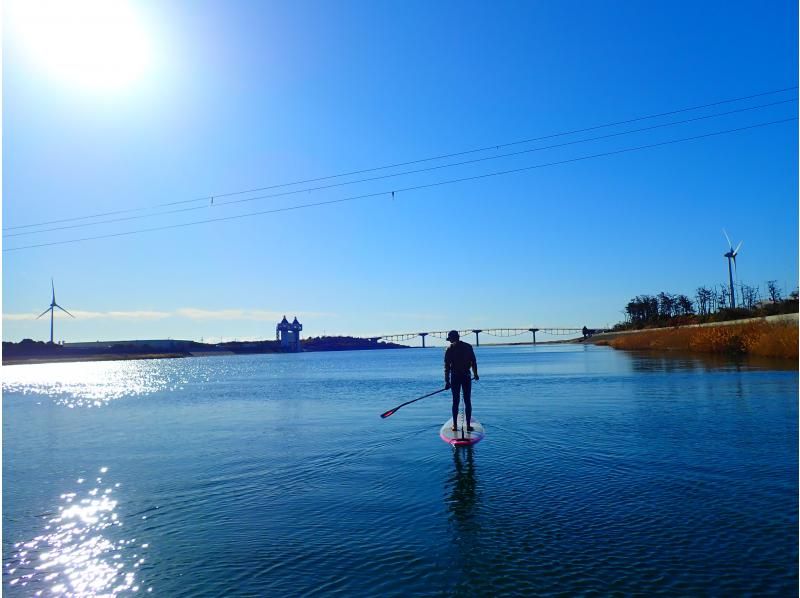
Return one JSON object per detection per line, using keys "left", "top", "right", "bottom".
{"left": 582, "top": 326, "right": 589, "bottom": 338}
{"left": 444, "top": 330, "right": 479, "bottom": 431}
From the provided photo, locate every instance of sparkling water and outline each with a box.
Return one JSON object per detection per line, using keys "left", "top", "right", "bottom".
{"left": 3, "top": 345, "right": 797, "bottom": 596}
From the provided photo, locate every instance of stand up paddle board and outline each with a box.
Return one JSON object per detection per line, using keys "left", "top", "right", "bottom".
{"left": 439, "top": 413, "right": 485, "bottom": 446}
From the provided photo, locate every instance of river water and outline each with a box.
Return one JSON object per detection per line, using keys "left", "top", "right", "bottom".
{"left": 3, "top": 344, "right": 797, "bottom": 596}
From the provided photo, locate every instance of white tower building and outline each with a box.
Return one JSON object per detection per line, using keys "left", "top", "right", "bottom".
{"left": 276, "top": 315, "right": 302, "bottom": 352}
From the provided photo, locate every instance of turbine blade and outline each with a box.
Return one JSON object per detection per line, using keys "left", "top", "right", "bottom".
{"left": 55, "top": 304, "right": 76, "bottom": 318}
{"left": 51, "top": 278, "right": 56, "bottom": 304}
{"left": 723, "top": 229, "right": 732, "bottom": 249}
{"left": 36, "top": 307, "right": 52, "bottom": 319}
{"left": 733, "top": 240, "right": 743, "bottom": 255}
{"left": 733, "top": 255, "right": 737, "bottom": 280}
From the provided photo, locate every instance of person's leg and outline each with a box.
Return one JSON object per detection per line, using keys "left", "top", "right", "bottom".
{"left": 451, "top": 378, "right": 461, "bottom": 430}
{"left": 463, "top": 377, "right": 473, "bottom": 429}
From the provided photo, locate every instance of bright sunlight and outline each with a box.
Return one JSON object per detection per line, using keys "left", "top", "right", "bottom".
{"left": 8, "top": 0, "right": 153, "bottom": 92}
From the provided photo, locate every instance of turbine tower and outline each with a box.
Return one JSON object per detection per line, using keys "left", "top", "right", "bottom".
{"left": 723, "top": 230, "right": 743, "bottom": 309}
{"left": 36, "top": 279, "right": 75, "bottom": 344}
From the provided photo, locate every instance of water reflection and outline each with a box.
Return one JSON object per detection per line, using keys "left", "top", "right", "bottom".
{"left": 622, "top": 349, "right": 798, "bottom": 373}
{"left": 445, "top": 447, "right": 479, "bottom": 531}
{"left": 3, "top": 468, "right": 151, "bottom": 596}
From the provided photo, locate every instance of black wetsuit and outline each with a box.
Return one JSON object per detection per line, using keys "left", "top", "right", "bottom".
{"left": 444, "top": 340, "right": 477, "bottom": 426}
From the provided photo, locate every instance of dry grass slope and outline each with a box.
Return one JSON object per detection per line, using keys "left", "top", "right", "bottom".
{"left": 608, "top": 321, "right": 798, "bottom": 359}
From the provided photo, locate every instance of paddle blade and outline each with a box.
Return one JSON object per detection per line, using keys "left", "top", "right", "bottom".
{"left": 380, "top": 409, "right": 396, "bottom": 419}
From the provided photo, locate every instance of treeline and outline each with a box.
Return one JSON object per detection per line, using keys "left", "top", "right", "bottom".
{"left": 217, "top": 340, "right": 282, "bottom": 353}
{"left": 619, "top": 281, "right": 798, "bottom": 329}
{"left": 302, "top": 336, "right": 409, "bottom": 351}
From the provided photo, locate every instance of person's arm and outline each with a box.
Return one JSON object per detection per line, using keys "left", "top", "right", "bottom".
{"left": 470, "top": 346, "right": 479, "bottom": 380}
{"left": 444, "top": 349, "right": 452, "bottom": 389}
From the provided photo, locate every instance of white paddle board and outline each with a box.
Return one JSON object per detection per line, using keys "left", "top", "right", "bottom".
{"left": 439, "top": 414, "right": 485, "bottom": 446}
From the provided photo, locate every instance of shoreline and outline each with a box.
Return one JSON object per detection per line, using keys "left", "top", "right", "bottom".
{"left": 2, "top": 335, "right": 407, "bottom": 366}
{"left": 1, "top": 338, "right": 583, "bottom": 365}
{"left": 2, "top": 353, "right": 188, "bottom": 366}
{"left": 583, "top": 313, "right": 798, "bottom": 361}
{"left": 5, "top": 315, "right": 796, "bottom": 365}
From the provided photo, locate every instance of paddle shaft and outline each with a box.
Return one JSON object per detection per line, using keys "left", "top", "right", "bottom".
{"left": 380, "top": 387, "right": 447, "bottom": 418}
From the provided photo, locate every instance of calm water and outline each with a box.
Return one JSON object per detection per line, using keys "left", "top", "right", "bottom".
{"left": 3, "top": 345, "right": 798, "bottom": 596}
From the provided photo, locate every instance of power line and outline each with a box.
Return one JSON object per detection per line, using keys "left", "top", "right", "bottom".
{"left": 4, "top": 117, "right": 794, "bottom": 253}
{"left": 5, "top": 97, "right": 795, "bottom": 239}
{"left": 4, "top": 86, "right": 796, "bottom": 232}
{"left": 200, "top": 87, "right": 799, "bottom": 200}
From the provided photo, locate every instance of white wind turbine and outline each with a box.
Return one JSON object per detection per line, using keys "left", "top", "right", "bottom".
{"left": 723, "top": 229, "right": 743, "bottom": 309}
{"left": 36, "top": 279, "right": 75, "bottom": 344}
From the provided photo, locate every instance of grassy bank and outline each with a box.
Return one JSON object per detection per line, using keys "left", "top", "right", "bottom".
{"left": 598, "top": 320, "right": 798, "bottom": 359}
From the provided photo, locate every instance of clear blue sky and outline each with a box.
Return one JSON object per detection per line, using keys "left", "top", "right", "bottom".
{"left": 3, "top": 0, "right": 798, "bottom": 344}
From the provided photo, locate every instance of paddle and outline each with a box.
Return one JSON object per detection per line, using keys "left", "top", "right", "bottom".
{"left": 380, "top": 387, "right": 447, "bottom": 419}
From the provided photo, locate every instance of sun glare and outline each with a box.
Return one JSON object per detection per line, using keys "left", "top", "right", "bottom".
{"left": 9, "top": 0, "right": 153, "bottom": 92}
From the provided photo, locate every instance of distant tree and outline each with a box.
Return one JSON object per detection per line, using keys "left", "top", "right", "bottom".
{"left": 708, "top": 287, "right": 717, "bottom": 312}
{"left": 717, "top": 284, "right": 729, "bottom": 310}
{"left": 751, "top": 284, "right": 762, "bottom": 308}
{"left": 695, "top": 286, "right": 712, "bottom": 315}
{"left": 767, "top": 280, "right": 782, "bottom": 303}
{"left": 676, "top": 294, "right": 695, "bottom": 315}
{"left": 739, "top": 283, "right": 759, "bottom": 310}
{"left": 643, "top": 295, "right": 659, "bottom": 322}
{"left": 658, "top": 292, "right": 676, "bottom": 319}
{"left": 625, "top": 298, "right": 644, "bottom": 324}
{"left": 625, "top": 294, "right": 660, "bottom": 325}
{"left": 624, "top": 300, "right": 635, "bottom": 323}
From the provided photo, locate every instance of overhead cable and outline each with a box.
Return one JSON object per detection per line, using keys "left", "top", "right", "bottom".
{"left": 4, "top": 86, "right": 796, "bottom": 232}
{"left": 4, "top": 98, "right": 795, "bottom": 239}
{"left": 4, "top": 117, "right": 794, "bottom": 253}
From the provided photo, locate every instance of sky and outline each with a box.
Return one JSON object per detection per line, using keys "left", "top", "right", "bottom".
{"left": 2, "top": 0, "right": 798, "bottom": 346}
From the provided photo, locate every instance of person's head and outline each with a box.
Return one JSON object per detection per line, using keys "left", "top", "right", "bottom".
{"left": 447, "top": 330, "right": 460, "bottom": 343}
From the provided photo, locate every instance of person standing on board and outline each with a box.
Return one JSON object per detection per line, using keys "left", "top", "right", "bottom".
{"left": 444, "top": 330, "right": 479, "bottom": 431}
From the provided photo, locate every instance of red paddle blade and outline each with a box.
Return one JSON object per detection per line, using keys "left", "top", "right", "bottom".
{"left": 380, "top": 409, "right": 396, "bottom": 419}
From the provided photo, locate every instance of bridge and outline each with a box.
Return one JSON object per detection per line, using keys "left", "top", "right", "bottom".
{"left": 369, "top": 327, "right": 608, "bottom": 347}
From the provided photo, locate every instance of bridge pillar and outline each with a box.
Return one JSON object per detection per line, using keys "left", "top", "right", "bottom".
{"left": 420, "top": 332, "right": 428, "bottom": 348}
{"left": 529, "top": 328, "right": 539, "bottom": 345}
{"left": 472, "top": 330, "right": 482, "bottom": 347}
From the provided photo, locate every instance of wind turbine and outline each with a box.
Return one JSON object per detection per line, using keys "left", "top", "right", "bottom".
{"left": 723, "top": 230, "right": 743, "bottom": 309}
{"left": 36, "top": 279, "right": 75, "bottom": 344}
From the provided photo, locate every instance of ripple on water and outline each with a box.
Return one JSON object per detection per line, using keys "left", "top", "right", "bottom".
{"left": 3, "top": 468, "right": 152, "bottom": 596}
{"left": 3, "top": 348, "right": 796, "bottom": 595}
